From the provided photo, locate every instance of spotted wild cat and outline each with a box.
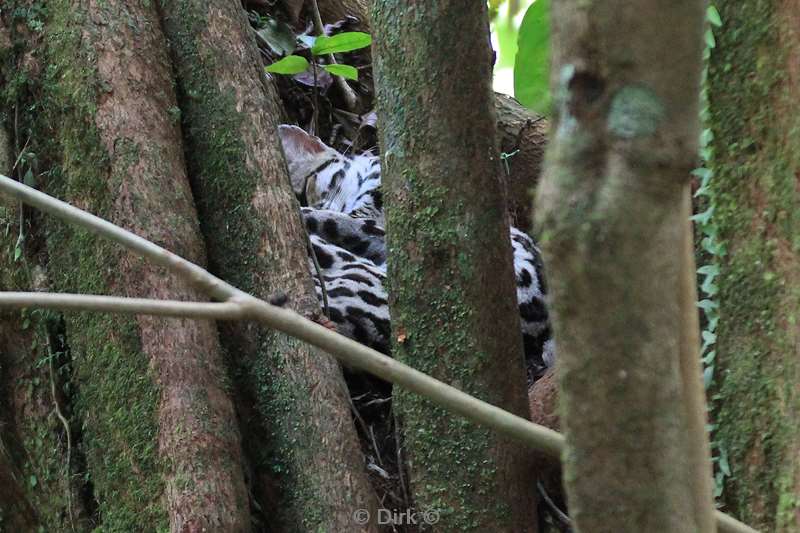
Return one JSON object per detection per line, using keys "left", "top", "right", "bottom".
{"left": 278, "top": 125, "right": 555, "bottom": 381}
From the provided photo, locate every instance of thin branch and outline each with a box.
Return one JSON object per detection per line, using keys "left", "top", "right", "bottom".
{"left": 0, "top": 175, "right": 767, "bottom": 533}
{"left": 0, "top": 292, "right": 245, "bottom": 320}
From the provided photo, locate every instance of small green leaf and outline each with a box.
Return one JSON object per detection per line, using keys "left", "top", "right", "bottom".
{"left": 265, "top": 55, "right": 310, "bottom": 75}
{"left": 322, "top": 64, "right": 358, "bottom": 80}
{"left": 29, "top": 475, "right": 37, "bottom": 488}
{"left": 14, "top": 245, "right": 22, "bottom": 262}
{"left": 311, "top": 32, "right": 372, "bottom": 55}
{"left": 697, "top": 264, "right": 720, "bottom": 276}
{"left": 514, "top": 0, "right": 551, "bottom": 115}
{"left": 701, "top": 276, "right": 719, "bottom": 296}
{"left": 697, "top": 299, "right": 718, "bottom": 311}
{"left": 702, "top": 330, "right": 717, "bottom": 345}
{"left": 705, "top": 28, "right": 716, "bottom": 49}
{"left": 719, "top": 450, "right": 731, "bottom": 476}
{"left": 703, "top": 365, "right": 714, "bottom": 389}
{"left": 707, "top": 6, "right": 723, "bottom": 27}
{"left": 23, "top": 168, "right": 35, "bottom": 187}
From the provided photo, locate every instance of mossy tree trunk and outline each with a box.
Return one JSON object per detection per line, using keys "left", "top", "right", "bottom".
{"left": 159, "top": 1, "right": 379, "bottom": 530}
{"left": 371, "top": 2, "right": 537, "bottom": 531}
{"left": 3, "top": 0, "right": 380, "bottom": 530}
{"left": 2, "top": 1, "right": 252, "bottom": 530}
{"left": 535, "top": 1, "right": 711, "bottom": 532}
{"left": 708, "top": 1, "right": 800, "bottom": 530}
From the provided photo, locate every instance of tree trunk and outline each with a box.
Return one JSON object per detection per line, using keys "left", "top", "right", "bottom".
{"left": 371, "top": 2, "right": 537, "bottom": 531}
{"left": 159, "top": 1, "right": 379, "bottom": 530}
{"left": 2, "top": 1, "right": 251, "bottom": 530}
{"left": 708, "top": 1, "right": 800, "bottom": 530}
{"left": 494, "top": 93, "right": 549, "bottom": 232}
{"left": 317, "top": 0, "right": 371, "bottom": 30}
{"left": 536, "top": 1, "right": 711, "bottom": 532}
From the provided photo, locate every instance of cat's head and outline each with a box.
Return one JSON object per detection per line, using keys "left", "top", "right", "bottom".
{"left": 278, "top": 125, "right": 383, "bottom": 221}
{"left": 277, "top": 125, "right": 343, "bottom": 204}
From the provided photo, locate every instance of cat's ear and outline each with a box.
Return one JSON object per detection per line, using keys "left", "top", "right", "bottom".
{"left": 278, "top": 125, "right": 329, "bottom": 163}
{"left": 277, "top": 125, "right": 335, "bottom": 195}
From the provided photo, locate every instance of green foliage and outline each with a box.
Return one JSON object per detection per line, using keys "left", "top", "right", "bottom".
{"left": 265, "top": 31, "right": 370, "bottom": 83}
{"left": 310, "top": 32, "right": 371, "bottom": 55}
{"left": 265, "top": 55, "right": 310, "bottom": 75}
{"left": 694, "top": 2, "right": 730, "bottom": 503}
{"left": 514, "top": 0, "right": 550, "bottom": 115}
{"left": 322, "top": 64, "right": 358, "bottom": 81}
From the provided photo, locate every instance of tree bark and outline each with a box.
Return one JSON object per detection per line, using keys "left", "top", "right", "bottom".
{"left": 317, "top": 0, "right": 371, "bottom": 30}
{"left": 494, "top": 93, "right": 549, "bottom": 231}
{"left": 536, "top": 1, "right": 710, "bottom": 532}
{"left": 708, "top": 1, "right": 800, "bottom": 530}
{"left": 371, "top": 2, "right": 537, "bottom": 531}
{"left": 159, "top": 1, "right": 379, "bottom": 530}
{"left": 2, "top": 1, "right": 252, "bottom": 529}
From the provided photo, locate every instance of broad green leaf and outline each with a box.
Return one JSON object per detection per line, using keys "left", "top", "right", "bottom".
{"left": 322, "top": 64, "right": 358, "bottom": 80}
{"left": 311, "top": 32, "right": 372, "bottom": 55}
{"left": 494, "top": 9, "right": 519, "bottom": 69}
{"left": 265, "top": 55, "right": 309, "bottom": 75}
{"left": 514, "top": 0, "right": 550, "bottom": 115}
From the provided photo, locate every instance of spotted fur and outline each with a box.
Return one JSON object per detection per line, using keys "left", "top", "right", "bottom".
{"left": 279, "top": 124, "right": 554, "bottom": 380}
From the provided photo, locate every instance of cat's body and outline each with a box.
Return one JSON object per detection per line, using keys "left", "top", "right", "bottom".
{"left": 279, "top": 125, "right": 554, "bottom": 381}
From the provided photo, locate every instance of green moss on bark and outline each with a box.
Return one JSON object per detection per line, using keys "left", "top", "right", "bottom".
{"left": 0, "top": 2, "right": 169, "bottom": 529}
{"left": 372, "top": 3, "right": 536, "bottom": 530}
{"left": 160, "top": 3, "right": 374, "bottom": 529}
{"left": 708, "top": 1, "right": 800, "bottom": 530}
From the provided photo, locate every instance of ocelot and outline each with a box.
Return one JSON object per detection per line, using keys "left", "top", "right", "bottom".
{"left": 278, "top": 125, "right": 555, "bottom": 382}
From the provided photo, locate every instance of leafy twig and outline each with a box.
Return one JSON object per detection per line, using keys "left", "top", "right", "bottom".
{"left": 309, "top": 0, "right": 359, "bottom": 111}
